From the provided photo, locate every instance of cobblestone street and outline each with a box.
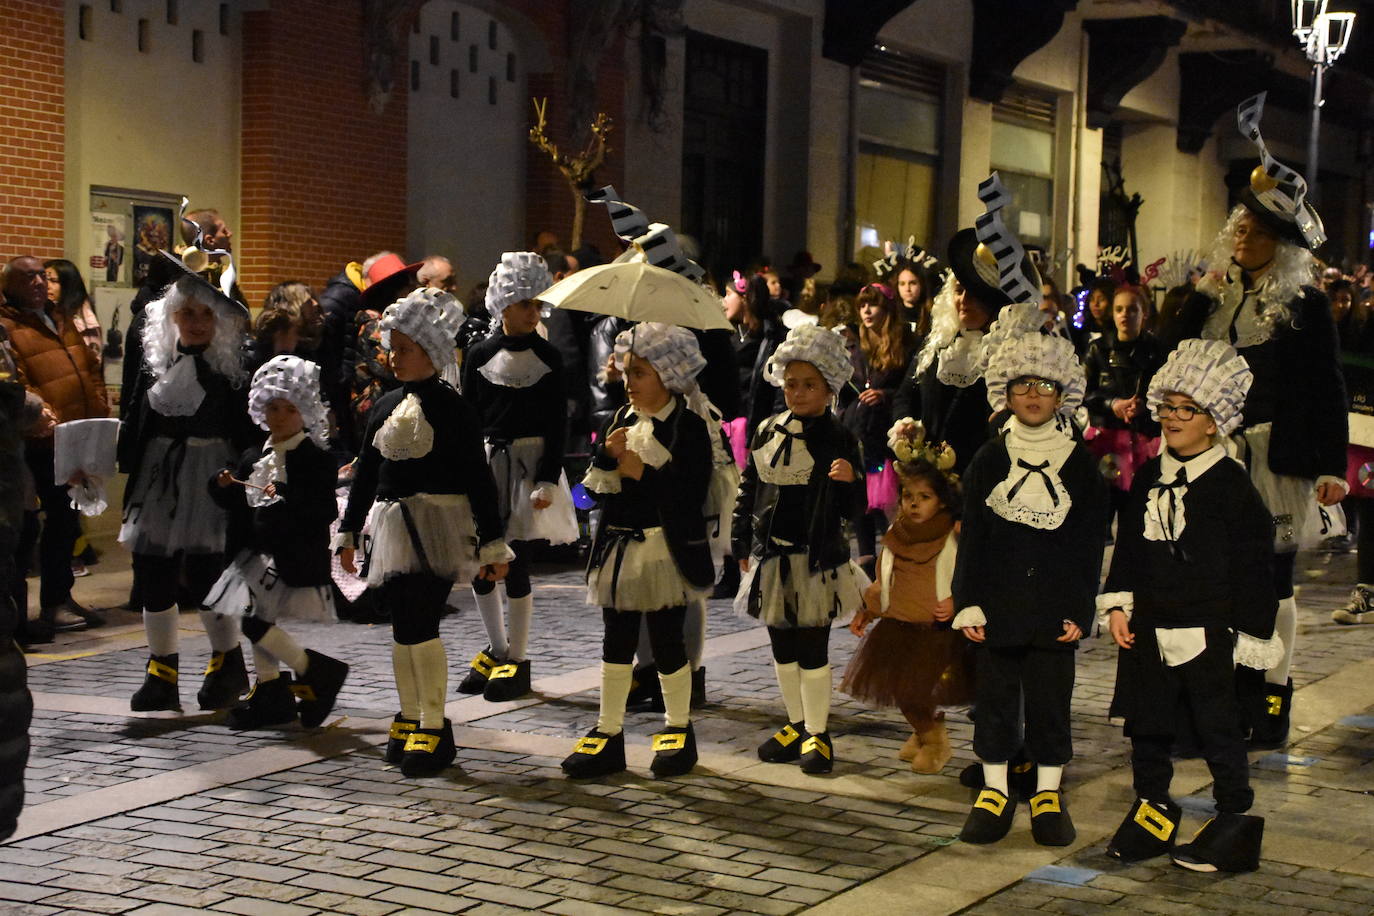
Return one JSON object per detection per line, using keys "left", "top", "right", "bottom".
{"left": 6, "top": 544, "right": 1374, "bottom": 914}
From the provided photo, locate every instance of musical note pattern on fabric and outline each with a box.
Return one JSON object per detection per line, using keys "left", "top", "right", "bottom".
{"left": 973, "top": 173, "right": 1039, "bottom": 305}
{"left": 586, "top": 185, "right": 706, "bottom": 282}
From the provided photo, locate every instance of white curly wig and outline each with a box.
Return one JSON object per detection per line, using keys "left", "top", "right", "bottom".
{"left": 1196, "top": 204, "right": 1317, "bottom": 338}
{"left": 1147, "top": 338, "right": 1253, "bottom": 437}
{"left": 983, "top": 331, "right": 1085, "bottom": 418}
{"left": 913, "top": 270, "right": 961, "bottom": 378}
{"left": 486, "top": 251, "right": 553, "bottom": 320}
{"left": 141, "top": 276, "right": 249, "bottom": 385}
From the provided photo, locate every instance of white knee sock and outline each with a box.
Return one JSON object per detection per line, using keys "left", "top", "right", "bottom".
{"left": 799, "top": 664, "right": 832, "bottom": 735}
{"left": 982, "top": 761, "right": 1009, "bottom": 795}
{"left": 1267, "top": 595, "right": 1298, "bottom": 685}
{"left": 595, "top": 662, "right": 635, "bottom": 736}
{"left": 471, "top": 585, "right": 509, "bottom": 658}
{"left": 198, "top": 610, "right": 241, "bottom": 653}
{"left": 143, "top": 605, "right": 179, "bottom": 656}
{"left": 506, "top": 594, "right": 533, "bottom": 662}
{"left": 659, "top": 664, "right": 693, "bottom": 729}
{"left": 1036, "top": 764, "right": 1063, "bottom": 793}
{"left": 256, "top": 624, "right": 309, "bottom": 675}
{"left": 774, "top": 661, "right": 803, "bottom": 723}
{"left": 684, "top": 598, "right": 707, "bottom": 671}
{"left": 252, "top": 645, "right": 280, "bottom": 683}
{"left": 410, "top": 638, "right": 449, "bottom": 729}
{"left": 391, "top": 642, "right": 421, "bottom": 720}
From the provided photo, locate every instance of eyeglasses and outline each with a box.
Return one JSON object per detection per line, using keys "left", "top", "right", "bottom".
{"left": 1156, "top": 403, "right": 1208, "bottom": 421}
{"left": 1009, "top": 378, "right": 1059, "bottom": 396}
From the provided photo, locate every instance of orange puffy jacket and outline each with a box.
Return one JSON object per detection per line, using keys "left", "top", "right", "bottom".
{"left": 0, "top": 302, "right": 108, "bottom": 440}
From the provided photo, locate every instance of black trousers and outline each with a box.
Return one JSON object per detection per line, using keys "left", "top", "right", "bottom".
{"left": 472, "top": 542, "right": 531, "bottom": 599}
{"left": 767, "top": 625, "right": 831, "bottom": 670}
{"left": 22, "top": 443, "right": 76, "bottom": 609}
{"left": 603, "top": 605, "right": 687, "bottom": 674}
{"left": 1128, "top": 629, "right": 1252, "bottom": 813}
{"left": 132, "top": 551, "right": 224, "bottom": 612}
{"left": 973, "top": 644, "right": 1075, "bottom": 766}
{"left": 384, "top": 573, "right": 453, "bottom": 645}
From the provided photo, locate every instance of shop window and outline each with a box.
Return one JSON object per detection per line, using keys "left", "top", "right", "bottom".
{"left": 991, "top": 87, "right": 1058, "bottom": 250}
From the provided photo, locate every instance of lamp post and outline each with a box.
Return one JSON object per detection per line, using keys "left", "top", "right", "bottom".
{"left": 1291, "top": 1, "right": 1356, "bottom": 205}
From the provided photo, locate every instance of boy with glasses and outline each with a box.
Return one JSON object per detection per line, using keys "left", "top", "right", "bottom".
{"left": 1100, "top": 339, "right": 1278, "bottom": 873}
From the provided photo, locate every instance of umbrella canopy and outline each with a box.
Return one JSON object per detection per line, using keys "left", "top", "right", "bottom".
{"left": 536, "top": 260, "right": 731, "bottom": 331}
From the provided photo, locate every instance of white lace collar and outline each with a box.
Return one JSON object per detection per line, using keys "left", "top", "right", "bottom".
{"left": 987, "top": 417, "right": 1075, "bottom": 530}
{"left": 147, "top": 354, "right": 206, "bottom": 417}
{"left": 374, "top": 392, "right": 434, "bottom": 461}
{"left": 246, "top": 432, "right": 307, "bottom": 508}
{"left": 935, "top": 330, "right": 986, "bottom": 388}
{"left": 753, "top": 411, "right": 814, "bottom": 486}
{"left": 1203, "top": 265, "right": 1275, "bottom": 348}
{"left": 1144, "top": 445, "right": 1227, "bottom": 543}
{"left": 477, "top": 346, "right": 552, "bottom": 389}
{"left": 623, "top": 398, "right": 676, "bottom": 470}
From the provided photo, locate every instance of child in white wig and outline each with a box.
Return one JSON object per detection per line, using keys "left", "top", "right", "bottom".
{"left": 206, "top": 354, "right": 349, "bottom": 730}
{"left": 458, "top": 252, "right": 578, "bottom": 702}
{"left": 734, "top": 323, "right": 870, "bottom": 776}
{"left": 337, "top": 288, "right": 512, "bottom": 777}
{"left": 563, "top": 322, "right": 715, "bottom": 780}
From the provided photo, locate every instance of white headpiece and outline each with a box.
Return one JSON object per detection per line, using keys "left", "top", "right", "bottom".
{"left": 764, "top": 324, "right": 853, "bottom": 396}
{"left": 1147, "top": 339, "right": 1252, "bottom": 436}
{"left": 485, "top": 252, "right": 552, "bottom": 320}
{"left": 249, "top": 354, "right": 330, "bottom": 447}
{"left": 380, "top": 287, "right": 464, "bottom": 372}
{"left": 612, "top": 322, "right": 705, "bottom": 394}
{"left": 983, "top": 307, "right": 1085, "bottom": 418}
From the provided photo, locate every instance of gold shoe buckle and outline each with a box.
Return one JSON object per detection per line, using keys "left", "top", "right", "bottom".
{"left": 471, "top": 651, "right": 496, "bottom": 677}
{"left": 1265, "top": 693, "right": 1284, "bottom": 715}
{"left": 204, "top": 653, "right": 225, "bottom": 675}
{"left": 652, "top": 732, "right": 687, "bottom": 752}
{"left": 801, "top": 736, "right": 831, "bottom": 759}
{"left": 488, "top": 663, "right": 518, "bottom": 680}
{"left": 773, "top": 724, "right": 800, "bottom": 747}
{"left": 973, "top": 789, "right": 1007, "bottom": 817}
{"left": 147, "top": 659, "right": 178, "bottom": 683}
{"left": 573, "top": 736, "right": 608, "bottom": 755}
{"left": 1134, "top": 800, "right": 1176, "bottom": 842}
{"left": 1030, "top": 791, "right": 1061, "bottom": 816}
{"left": 404, "top": 732, "right": 441, "bottom": 753}
{"left": 389, "top": 721, "right": 416, "bottom": 740}
{"left": 291, "top": 684, "right": 318, "bottom": 702}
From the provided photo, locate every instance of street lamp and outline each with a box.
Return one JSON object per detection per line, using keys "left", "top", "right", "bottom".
{"left": 1291, "top": 1, "right": 1357, "bottom": 204}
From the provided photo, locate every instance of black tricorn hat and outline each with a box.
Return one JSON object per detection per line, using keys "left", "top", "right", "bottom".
{"left": 157, "top": 250, "right": 248, "bottom": 320}
{"left": 947, "top": 228, "right": 1041, "bottom": 310}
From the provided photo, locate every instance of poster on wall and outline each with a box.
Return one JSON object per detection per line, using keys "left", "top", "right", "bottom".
{"left": 131, "top": 205, "right": 173, "bottom": 287}
{"left": 89, "top": 212, "right": 127, "bottom": 286}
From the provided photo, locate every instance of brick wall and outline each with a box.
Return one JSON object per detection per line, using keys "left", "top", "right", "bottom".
{"left": 0, "top": 0, "right": 64, "bottom": 261}
{"left": 238, "top": 0, "right": 412, "bottom": 306}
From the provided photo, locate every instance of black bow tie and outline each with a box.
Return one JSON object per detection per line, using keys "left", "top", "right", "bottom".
{"left": 767, "top": 422, "right": 804, "bottom": 468}
{"left": 1006, "top": 459, "right": 1059, "bottom": 506}
{"left": 1150, "top": 468, "right": 1188, "bottom": 558}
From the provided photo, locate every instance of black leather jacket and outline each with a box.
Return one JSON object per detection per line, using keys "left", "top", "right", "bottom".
{"left": 732, "top": 409, "right": 865, "bottom": 572}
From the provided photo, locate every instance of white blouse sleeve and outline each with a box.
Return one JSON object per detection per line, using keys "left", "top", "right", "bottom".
{"left": 935, "top": 533, "right": 957, "bottom": 603}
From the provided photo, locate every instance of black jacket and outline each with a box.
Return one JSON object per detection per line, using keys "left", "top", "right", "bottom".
{"left": 587, "top": 398, "right": 715, "bottom": 591}
{"left": 1166, "top": 286, "right": 1346, "bottom": 480}
{"left": 209, "top": 437, "right": 339, "bottom": 588}
{"left": 462, "top": 332, "right": 567, "bottom": 485}
{"left": 587, "top": 316, "right": 633, "bottom": 433}
{"left": 0, "top": 377, "right": 31, "bottom": 841}
{"left": 839, "top": 348, "right": 910, "bottom": 466}
{"left": 893, "top": 362, "right": 993, "bottom": 475}
{"left": 1102, "top": 452, "right": 1275, "bottom": 635}
{"left": 1082, "top": 332, "right": 1165, "bottom": 434}
{"left": 732, "top": 409, "right": 866, "bottom": 573}
{"left": 952, "top": 434, "right": 1108, "bottom": 647}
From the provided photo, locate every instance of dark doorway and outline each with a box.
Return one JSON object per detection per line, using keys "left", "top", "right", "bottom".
{"left": 682, "top": 31, "right": 768, "bottom": 281}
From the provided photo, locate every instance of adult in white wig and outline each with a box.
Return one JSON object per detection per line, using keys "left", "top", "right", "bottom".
{"left": 457, "top": 252, "right": 579, "bottom": 702}
{"left": 1163, "top": 93, "right": 1347, "bottom": 749}
{"left": 564, "top": 322, "right": 716, "bottom": 780}
{"left": 336, "top": 288, "right": 513, "bottom": 777}
{"left": 119, "top": 263, "right": 257, "bottom": 714}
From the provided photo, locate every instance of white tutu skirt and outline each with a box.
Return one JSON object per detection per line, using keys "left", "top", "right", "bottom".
{"left": 587, "top": 525, "right": 705, "bottom": 612}
{"left": 1237, "top": 423, "right": 1314, "bottom": 553}
{"left": 365, "top": 494, "right": 482, "bottom": 586}
{"left": 204, "top": 549, "right": 336, "bottom": 623}
{"left": 706, "top": 463, "right": 741, "bottom": 565}
{"left": 734, "top": 553, "right": 870, "bottom": 629}
{"left": 119, "top": 436, "right": 236, "bottom": 556}
{"left": 489, "top": 436, "right": 579, "bottom": 545}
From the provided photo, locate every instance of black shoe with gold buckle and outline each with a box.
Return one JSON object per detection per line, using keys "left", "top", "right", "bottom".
{"left": 649, "top": 723, "right": 698, "bottom": 777}
{"left": 399, "top": 718, "right": 456, "bottom": 777}
{"left": 456, "top": 646, "right": 500, "bottom": 695}
{"left": 757, "top": 721, "right": 805, "bottom": 763}
{"left": 226, "top": 674, "right": 298, "bottom": 730}
{"left": 1029, "top": 789, "right": 1076, "bottom": 846}
{"left": 292, "top": 649, "right": 349, "bottom": 728}
{"left": 959, "top": 788, "right": 1017, "bottom": 844}
{"left": 197, "top": 645, "right": 249, "bottom": 710}
{"left": 385, "top": 714, "right": 419, "bottom": 763}
{"left": 561, "top": 729, "right": 626, "bottom": 779}
{"left": 482, "top": 659, "right": 531, "bottom": 702}
{"left": 131, "top": 654, "right": 181, "bottom": 712}
{"left": 1108, "top": 797, "right": 1180, "bottom": 862}
{"left": 799, "top": 730, "right": 834, "bottom": 775}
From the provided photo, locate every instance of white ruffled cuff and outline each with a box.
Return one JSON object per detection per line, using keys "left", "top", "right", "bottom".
{"left": 952, "top": 606, "right": 986, "bottom": 629}
{"left": 1234, "top": 632, "right": 1285, "bottom": 670}
{"left": 530, "top": 483, "right": 555, "bottom": 506}
{"left": 68, "top": 476, "right": 109, "bottom": 517}
{"left": 332, "top": 530, "right": 358, "bottom": 551}
{"left": 1096, "top": 591, "right": 1134, "bottom": 631}
{"left": 583, "top": 465, "right": 621, "bottom": 495}
{"left": 1317, "top": 474, "right": 1350, "bottom": 497}
{"left": 478, "top": 539, "right": 516, "bottom": 566}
